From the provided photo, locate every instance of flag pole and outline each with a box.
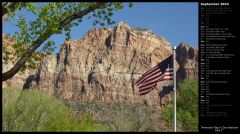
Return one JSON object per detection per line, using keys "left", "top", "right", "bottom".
{"left": 173, "top": 46, "right": 177, "bottom": 132}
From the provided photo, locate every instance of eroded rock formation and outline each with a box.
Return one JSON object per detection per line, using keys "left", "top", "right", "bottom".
{"left": 2, "top": 22, "right": 198, "bottom": 107}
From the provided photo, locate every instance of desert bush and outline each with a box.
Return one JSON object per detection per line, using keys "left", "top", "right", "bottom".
{"left": 67, "top": 100, "right": 160, "bottom": 132}
{"left": 130, "top": 26, "right": 153, "bottom": 37}
{"left": 2, "top": 88, "right": 103, "bottom": 132}
{"left": 161, "top": 78, "right": 198, "bottom": 131}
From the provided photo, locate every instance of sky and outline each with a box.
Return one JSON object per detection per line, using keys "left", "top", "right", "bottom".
{"left": 3, "top": 2, "right": 198, "bottom": 53}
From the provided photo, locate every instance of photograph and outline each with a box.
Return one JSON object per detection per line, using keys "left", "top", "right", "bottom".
{"left": 2, "top": 2, "right": 202, "bottom": 132}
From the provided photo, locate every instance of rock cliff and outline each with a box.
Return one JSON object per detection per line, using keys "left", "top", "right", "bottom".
{"left": 2, "top": 22, "right": 198, "bottom": 107}
{"left": 2, "top": 35, "right": 38, "bottom": 89}
{"left": 176, "top": 42, "right": 198, "bottom": 82}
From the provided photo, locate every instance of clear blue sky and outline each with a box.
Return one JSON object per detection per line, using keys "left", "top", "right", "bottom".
{"left": 3, "top": 2, "right": 198, "bottom": 53}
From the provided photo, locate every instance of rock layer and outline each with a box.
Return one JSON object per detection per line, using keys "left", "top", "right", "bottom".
{"left": 176, "top": 42, "right": 198, "bottom": 82}
{"left": 2, "top": 22, "right": 198, "bottom": 107}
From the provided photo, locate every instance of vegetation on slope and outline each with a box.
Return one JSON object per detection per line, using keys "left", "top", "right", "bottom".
{"left": 66, "top": 100, "right": 160, "bottom": 132}
{"left": 161, "top": 78, "right": 198, "bottom": 131}
{"left": 3, "top": 77, "right": 198, "bottom": 132}
{"left": 2, "top": 88, "right": 104, "bottom": 132}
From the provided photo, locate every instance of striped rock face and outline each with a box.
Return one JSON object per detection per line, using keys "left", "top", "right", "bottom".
{"left": 2, "top": 22, "right": 198, "bottom": 108}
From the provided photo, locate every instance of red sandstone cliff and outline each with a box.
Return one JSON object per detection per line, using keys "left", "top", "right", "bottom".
{"left": 2, "top": 22, "right": 198, "bottom": 107}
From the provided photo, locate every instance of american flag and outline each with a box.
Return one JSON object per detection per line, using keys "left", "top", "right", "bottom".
{"left": 136, "top": 55, "right": 173, "bottom": 96}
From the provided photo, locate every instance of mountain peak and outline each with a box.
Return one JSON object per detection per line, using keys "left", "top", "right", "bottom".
{"left": 116, "top": 21, "right": 131, "bottom": 30}
{"left": 3, "top": 22, "right": 198, "bottom": 108}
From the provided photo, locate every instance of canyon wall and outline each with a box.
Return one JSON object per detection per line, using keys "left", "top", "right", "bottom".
{"left": 2, "top": 22, "right": 198, "bottom": 107}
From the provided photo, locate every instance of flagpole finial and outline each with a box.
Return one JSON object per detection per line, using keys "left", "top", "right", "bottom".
{"left": 173, "top": 46, "right": 177, "bottom": 50}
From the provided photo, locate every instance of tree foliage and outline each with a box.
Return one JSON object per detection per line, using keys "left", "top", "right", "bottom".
{"left": 2, "top": 88, "right": 106, "bottom": 131}
{"left": 2, "top": 2, "right": 132, "bottom": 81}
{"left": 161, "top": 78, "right": 198, "bottom": 131}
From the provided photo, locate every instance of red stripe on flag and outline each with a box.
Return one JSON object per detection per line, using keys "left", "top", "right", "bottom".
{"left": 141, "top": 65, "right": 158, "bottom": 77}
{"left": 136, "top": 66, "right": 158, "bottom": 82}
{"left": 139, "top": 72, "right": 163, "bottom": 85}
{"left": 140, "top": 90, "right": 152, "bottom": 96}
{"left": 139, "top": 75, "right": 163, "bottom": 88}
{"left": 139, "top": 87, "right": 155, "bottom": 96}
{"left": 136, "top": 68, "right": 161, "bottom": 85}
{"left": 136, "top": 68, "right": 173, "bottom": 85}
{"left": 139, "top": 82, "right": 157, "bottom": 91}
{"left": 136, "top": 55, "right": 173, "bottom": 96}
{"left": 136, "top": 67, "right": 160, "bottom": 84}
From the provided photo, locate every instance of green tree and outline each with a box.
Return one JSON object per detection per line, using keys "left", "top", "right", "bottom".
{"left": 161, "top": 78, "right": 198, "bottom": 131}
{"left": 2, "top": 87, "right": 105, "bottom": 131}
{"left": 2, "top": 2, "right": 133, "bottom": 81}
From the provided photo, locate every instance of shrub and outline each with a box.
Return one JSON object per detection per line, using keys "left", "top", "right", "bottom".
{"left": 2, "top": 88, "right": 102, "bottom": 132}
{"left": 67, "top": 100, "right": 160, "bottom": 132}
{"left": 161, "top": 78, "right": 198, "bottom": 131}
